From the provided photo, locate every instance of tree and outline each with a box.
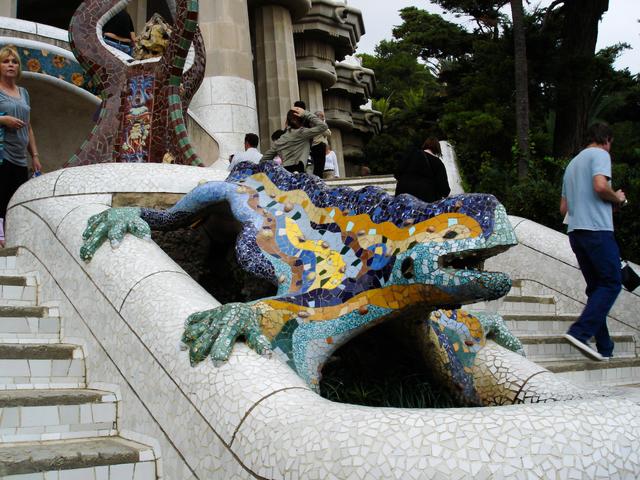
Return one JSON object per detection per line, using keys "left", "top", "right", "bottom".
{"left": 510, "top": 0, "right": 530, "bottom": 177}
{"left": 428, "top": 0, "right": 530, "bottom": 178}
{"left": 548, "top": 0, "right": 610, "bottom": 157}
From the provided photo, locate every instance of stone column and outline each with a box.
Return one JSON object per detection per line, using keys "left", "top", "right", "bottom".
{"left": 190, "top": 0, "right": 258, "bottom": 166}
{"left": 298, "top": 79, "right": 325, "bottom": 113}
{"left": 0, "top": 0, "right": 16, "bottom": 17}
{"left": 253, "top": 4, "right": 301, "bottom": 152}
{"left": 294, "top": 38, "right": 337, "bottom": 113}
{"left": 328, "top": 125, "right": 345, "bottom": 178}
{"left": 127, "top": 0, "right": 147, "bottom": 33}
{"left": 324, "top": 59, "right": 375, "bottom": 176}
{"left": 292, "top": 1, "right": 364, "bottom": 173}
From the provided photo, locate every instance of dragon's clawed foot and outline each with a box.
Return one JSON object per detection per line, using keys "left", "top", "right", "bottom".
{"left": 80, "top": 207, "right": 151, "bottom": 261}
{"left": 182, "top": 303, "right": 272, "bottom": 366}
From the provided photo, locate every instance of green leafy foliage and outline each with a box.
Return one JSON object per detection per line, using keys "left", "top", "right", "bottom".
{"left": 360, "top": 2, "right": 640, "bottom": 262}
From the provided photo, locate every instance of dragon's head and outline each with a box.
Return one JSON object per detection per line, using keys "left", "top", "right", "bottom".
{"left": 387, "top": 194, "right": 517, "bottom": 308}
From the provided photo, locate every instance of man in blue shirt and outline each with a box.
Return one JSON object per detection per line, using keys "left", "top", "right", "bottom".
{"left": 560, "top": 123, "right": 627, "bottom": 361}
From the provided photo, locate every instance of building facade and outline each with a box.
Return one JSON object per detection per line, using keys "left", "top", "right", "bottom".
{"left": 0, "top": 0, "right": 381, "bottom": 174}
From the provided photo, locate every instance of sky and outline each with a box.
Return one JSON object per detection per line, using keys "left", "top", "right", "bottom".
{"left": 346, "top": 0, "right": 640, "bottom": 74}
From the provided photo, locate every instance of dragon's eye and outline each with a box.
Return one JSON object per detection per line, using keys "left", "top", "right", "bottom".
{"left": 401, "top": 257, "right": 414, "bottom": 279}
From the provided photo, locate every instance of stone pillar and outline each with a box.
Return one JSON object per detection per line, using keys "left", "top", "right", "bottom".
{"left": 0, "top": 0, "right": 16, "bottom": 17}
{"left": 292, "top": 1, "right": 364, "bottom": 173}
{"left": 298, "top": 79, "right": 325, "bottom": 113}
{"left": 190, "top": 0, "right": 258, "bottom": 167}
{"left": 328, "top": 125, "right": 345, "bottom": 178}
{"left": 294, "top": 38, "right": 337, "bottom": 113}
{"left": 253, "top": 4, "right": 300, "bottom": 152}
{"left": 127, "top": 0, "right": 147, "bottom": 33}
{"left": 324, "top": 59, "right": 376, "bottom": 176}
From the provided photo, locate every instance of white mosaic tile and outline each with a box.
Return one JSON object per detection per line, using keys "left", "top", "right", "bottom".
{"left": 51, "top": 164, "right": 225, "bottom": 197}
{"left": 6, "top": 208, "right": 257, "bottom": 478}
{"left": 25, "top": 195, "right": 113, "bottom": 235}
{"left": 120, "top": 270, "right": 308, "bottom": 443}
{"left": 7, "top": 163, "right": 640, "bottom": 479}
{"left": 7, "top": 169, "right": 64, "bottom": 210}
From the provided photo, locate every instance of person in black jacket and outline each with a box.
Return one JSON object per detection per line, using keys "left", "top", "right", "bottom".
{"left": 394, "top": 137, "right": 451, "bottom": 203}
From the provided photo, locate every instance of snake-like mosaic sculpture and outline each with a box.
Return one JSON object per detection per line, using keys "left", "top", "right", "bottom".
{"left": 80, "top": 161, "right": 550, "bottom": 405}
{"left": 63, "top": 0, "right": 205, "bottom": 167}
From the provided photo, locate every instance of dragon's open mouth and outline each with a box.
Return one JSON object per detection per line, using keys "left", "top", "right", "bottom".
{"left": 439, "top": 244, "right": 512, "bottom": 272}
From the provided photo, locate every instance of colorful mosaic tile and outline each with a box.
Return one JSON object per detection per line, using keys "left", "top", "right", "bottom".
{"left": 81, "top": 160, "right": 522, "bottom": 390}
{"left": 0, "top": 44, "right": 98, "bottom": 93}
{"left": 63, "top": 0, "right": 205, "bottom": 167}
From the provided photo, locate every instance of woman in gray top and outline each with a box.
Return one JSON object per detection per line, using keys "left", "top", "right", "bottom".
{"left": 0, "top": 46, "right": 42, "bottom": 247}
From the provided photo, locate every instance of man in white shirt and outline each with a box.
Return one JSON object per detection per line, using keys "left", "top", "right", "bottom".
{"left": 228, "top": 133, "right": 262, "bottom": 171}
{"left": 323, "top": 144, "right": 340, "bottom": 179}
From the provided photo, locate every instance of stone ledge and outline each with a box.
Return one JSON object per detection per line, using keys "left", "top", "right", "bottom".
{"left": 249, "top": 0, "right": 313, "bottom": 20}
{"left": 503, "top": 295, "right": 556, "bottom": 304}
{"left": 0, "top": 388, "right": 112, "bottom": 408}
{"left": 0, "top": 306, "right": 48, "bottom": 318}
{"left": 0, "top": 248, "right": 19, "bottom": 258}
{"left": 0, "top": 344, "right": 77, "bottom": 360}
{"left": 541, "top": 357, "right": 640, "bottom": 373}
{"left": 519, "top": 334, "right": 636, "bottom": 344}
{"left": 0, "top": 436, "right": 152, "bottom": 476}
{"left": 501, "top": 313, "right": 578, "bottom": 321}
{"left": 0, "top": 276, "right": 27, "bottom": 287}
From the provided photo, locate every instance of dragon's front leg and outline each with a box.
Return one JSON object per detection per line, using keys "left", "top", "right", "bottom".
{"left": 80, "top": 207, "right": 151, "bottom": 261}
{"left": 182, "top": 303, "right": 271, "bottom": 365}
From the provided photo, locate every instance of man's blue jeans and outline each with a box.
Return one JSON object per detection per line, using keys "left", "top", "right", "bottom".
{"left": 567, "top": 230, "right": 621, "bottom": 357}
{"left": 103, "top": 38, "right": 133, "bottom": 56}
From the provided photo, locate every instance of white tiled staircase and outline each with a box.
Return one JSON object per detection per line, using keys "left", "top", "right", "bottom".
{"left": 0, "top": 247, "right": 158, "bottom": 480}
{"left": 470, "top": 279, "right": 640, "bottom": 387}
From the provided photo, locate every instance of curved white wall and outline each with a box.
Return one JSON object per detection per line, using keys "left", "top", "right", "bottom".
{"left": 5, "top": 163, "right": 640, "bottom": 479}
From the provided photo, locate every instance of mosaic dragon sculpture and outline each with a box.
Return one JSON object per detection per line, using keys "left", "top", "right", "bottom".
{"left": 80, "top": 161, "right": 535, "bottom": 404}
{"left": 64, "top": 0, "right": 205, "bottom": 166}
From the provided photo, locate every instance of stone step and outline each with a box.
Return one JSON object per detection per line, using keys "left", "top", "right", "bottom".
{"left": 0, "top": 305, "right": 60, "bottom": 342}
{"left": 0, "top": 436, "right": 156, "bottom": 479}
{"left": 501, "top": 313, "right": 579, "bottom": 335}
{"left": 499, "top": 295, "right": 557, "bottom": 314}
{"left": 539, "top": 357, "right": 640, "bottom": 386}
{"left": 505, "top": 279, "right": 524, "bottom": 297}
{"left": 0, "top": 248, "right": 19, "bottom": 274}
{"left": 0, "top": 274, "right": 37, "bottom": 306}
{"left": 520, "top": 334, "right": 636, "bottom": 362}
{"left": 328, "top": 175, "right": 396, "bottom": 195}
{"left": 0, "top": 389, "right": 117, "bottom": 443}
{"left": 0, "top": 344, "right": 85, "bottom": 389}
{"left": 467, "top": 293, "right": 557, "bottom": 316}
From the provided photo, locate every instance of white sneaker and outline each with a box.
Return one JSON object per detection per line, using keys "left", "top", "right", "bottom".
{"left": 563, "top": 333, "right": 606, "bottom": 361}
